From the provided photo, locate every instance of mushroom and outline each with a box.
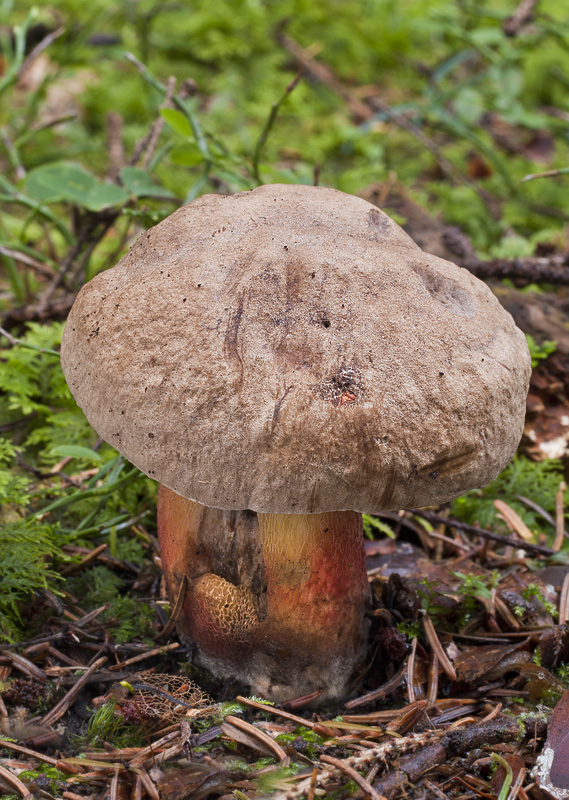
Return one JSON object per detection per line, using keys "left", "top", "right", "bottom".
{"left": 61, "top": 184, "right": 531, "bottom": 702}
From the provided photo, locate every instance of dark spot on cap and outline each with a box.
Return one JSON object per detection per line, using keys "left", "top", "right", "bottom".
{"left": 319, "top": 365, "right": 362, "bottom": 406}
{"left": 367, "top": 208, "right": 391, "bottom": 238}
{"left": 410, "top": 261, "right": 476, "bottom": 319}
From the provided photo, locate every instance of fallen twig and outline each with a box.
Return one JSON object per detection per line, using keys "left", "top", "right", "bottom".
{"left": 503, "top": 0, "right": 539, "bottom": 35}
{"left": 221, "top": 715, "right": 288, "bottom": 762}
{"left": 0, "top": 764, "right": 33, "bottom": 799}
{"left": 41, "top": 656, "right": 107, "bottom": 726}
{"left": 236, "top": 695, "right": 315, "bottom": 729}
{"left": 423, "top": 615, "right": 457, "bottom": 682}
{"left": 155, "top": 575, "right": 187, "bottom": 640}
{"left": 410, "top": 510, "right": 556, "bottom": 557}
{"left": 279, "top": 731, "right": 432, "bottom": 800}
{"left": 320, "top": 753, "right": 383, "bottom": 800}
{"left": 0, "top": 245, "right": 56, "bottom": 277}
{"left": 344, "top": 660, "right": 407, "bottom": 709}
{"left": 0, "top": 651, "right": 46, "bottom": 682}
{"left": 554, "top": 481, "right": 566, "bottom": 551}
{"left": 371, "top": 716, "right": 545, "bottom": 798}
{"left": 461, "top": 252, "right": 569, "bottom": 286}
{"left": 108, "top": 642, "right": 179, "bottom": 671}
{"left": 19, "top": 26, "right": 65, "bottom": 80}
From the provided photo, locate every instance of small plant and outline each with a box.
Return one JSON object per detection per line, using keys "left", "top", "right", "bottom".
{"left": 0, "top": 519, "right": 69, "bottom": 642}
{"left": 84, "top": 697, "right": 143, "bottom": 749}
{"left": 451, "top": 457, "right": 567, "bottom": 543}
{"left": 526, "top": 334, "right": 557, "bottom": 368}
{"left": 453, "top": 571, "right": 501, "bottom": 626}
{"left": 67, "top": 566, "right": 156, "bottom": 644}
{"left": 556, "top": 662, "right": 569, "bottom": 687}
{"left": 11, "top": 765, "right": 69, "bottom": 798}
{"left": 415, "top": 579, "right": 457, "bottom": 629}
{"left": 362, "top": 514, "right": 395, "bottom": 540}
{"left": 522, "top": 583, "right": 558, "bottom": 619}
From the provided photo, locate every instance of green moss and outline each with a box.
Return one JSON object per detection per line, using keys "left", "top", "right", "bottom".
{"left": 82, "top": 697, "right": 144, "bottom": 749}
{"left": 451, "top": 457, "right": 568, "bottom": 544}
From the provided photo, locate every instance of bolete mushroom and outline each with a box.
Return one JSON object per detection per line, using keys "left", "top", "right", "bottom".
{"left": 61, "top": 184, "right": 531, "bottom": 702}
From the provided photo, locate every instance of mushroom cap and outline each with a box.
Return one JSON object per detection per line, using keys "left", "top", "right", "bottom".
{"left": 61, "top": 184, "right": 530, "bottom": 514}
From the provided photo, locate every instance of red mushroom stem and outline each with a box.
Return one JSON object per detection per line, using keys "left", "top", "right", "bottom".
{"left": 157, "top": 485, "right": 370, "bottom": 702}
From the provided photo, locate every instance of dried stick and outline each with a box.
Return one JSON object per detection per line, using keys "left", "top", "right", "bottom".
{"left": 320, "top": 754, "right": 383, "bottom": 800}
{"left": 0, "top": 738, "right": 59, "bottom": 765}
{"left": 41, "top": 656, "right": 107, "bottom": 726}
{"left": 344, "top": 660, "right": 408, "bottom": 709}
{"left": 129, "top": 75, "right": 177, "bottom": 168}
{"left": 279, "top": 732, "right": 432, "bottom": 800}
{"left": 427, "top": 652, "right": 439, "bottom": 705}
{"left": 462, "top": 253, "right": 569, "bottom": 287}
{"left": 107, "top": 111, "right": 125, "bottom": 181}
{"left": 0, "top": 764, "right": 33, "bottom": 799}
{"left": 35, "top": 215, "right": 107, "bottom": 311}
{"left": 279, "top": 33, "right": 475, "bottom": 188}
{"left": 236, "top": 695, "right": 315, "bottom": 729}
{"left": 559, "top": 573, "right": 569, "bottom": 625}
{"left": 407, "top": 637, "right": 418, "bottom": 703}
{"left": 222, "top": 715, "right": 288, "bottom": 761}
{"left": 0, "top": 650, "right": 46, "bottom": 682}
{"left": 372, "top": 717, "right": 545, "bottom": 798}
{"left": 423, "top": 616, "right": 456, "bottom": 682}
{"left": 19, "top": 26, "right": 65, "bottom": 79}
{"left": 142, "top": 76, "right": 176, "bottom": 170}
{"left": 107, "top": 641, "right": 179, "bottom": 671}
{"left": 0, "top": 245, "right": 56, "bottom": 277}
{"left": 155, "top": 575, "right": 187, "bottom": 640}
{"left": 554, "top": 481, "right": 566, "bottom": 551}
{"left": 307, "top": 767, "right": 319, "bottom": 800}
{"left": 503, "top": 0, "right": 540, "bottom": 36}
{"left": 410, "top": 510, "right": 555, "bottom": 557}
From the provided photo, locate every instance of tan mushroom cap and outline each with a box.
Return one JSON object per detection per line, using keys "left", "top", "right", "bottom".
{"left": 61, "top": 184, "right": 530, "bottom": 514}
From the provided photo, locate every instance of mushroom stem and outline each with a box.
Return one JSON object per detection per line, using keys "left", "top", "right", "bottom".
{"left": 157, "top": 485, "right": 370, "bottom": 703}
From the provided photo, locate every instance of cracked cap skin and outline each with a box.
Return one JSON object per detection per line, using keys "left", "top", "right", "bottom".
{"left": 61, "top": 184, "right": 531, "bottom": 514}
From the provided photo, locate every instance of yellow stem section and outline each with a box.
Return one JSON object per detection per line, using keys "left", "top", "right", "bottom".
{"left": 257, "top": 511, "right": 369, "bottom": 645}
{"left": 157, "top": 486, "right": 370, "bottom": 700}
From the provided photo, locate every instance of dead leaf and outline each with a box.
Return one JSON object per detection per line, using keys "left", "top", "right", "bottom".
{"left": 157, "top": 763, "right": 228, "bottom": 800}
{"left": 535, "top": 689, "right": 569, "bottom": 799}
{"left": 519, "top": 663, "right": 566, "bottom": 703}
{"left": 454, "top": 643, "right": 531, "bottom": 683}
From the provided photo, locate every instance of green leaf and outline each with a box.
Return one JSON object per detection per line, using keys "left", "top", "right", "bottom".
{"left": 119, "top": 166, "right": 177, "bottom": 199}
{"left": 362, "top": 514, "right": 395, "bottom": 539}
{"left": 49, "top": 445, "right": 103, "bottom": 462}
{"left": 160, "top": 108, "right": 194, "bottom": 138}
{"left": 171, "top": 143, "right": 204, "bottom": 167}
{"left": 24, "top": 162, "right": 131, "bottom": 210}
{"left": 453, "top": 87, "right": 484, "bottom": 126}
{"left": 84, "top": 183, "right": 130, "bottom": 211}
{"left": 469, "top": 27, "right": 505, "bottom": 47}
{"left": 25, "top": 161, "right": 98, "bottom": 204}
{"left": 526, "top": 334, "right": 556, "bottom": 368}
